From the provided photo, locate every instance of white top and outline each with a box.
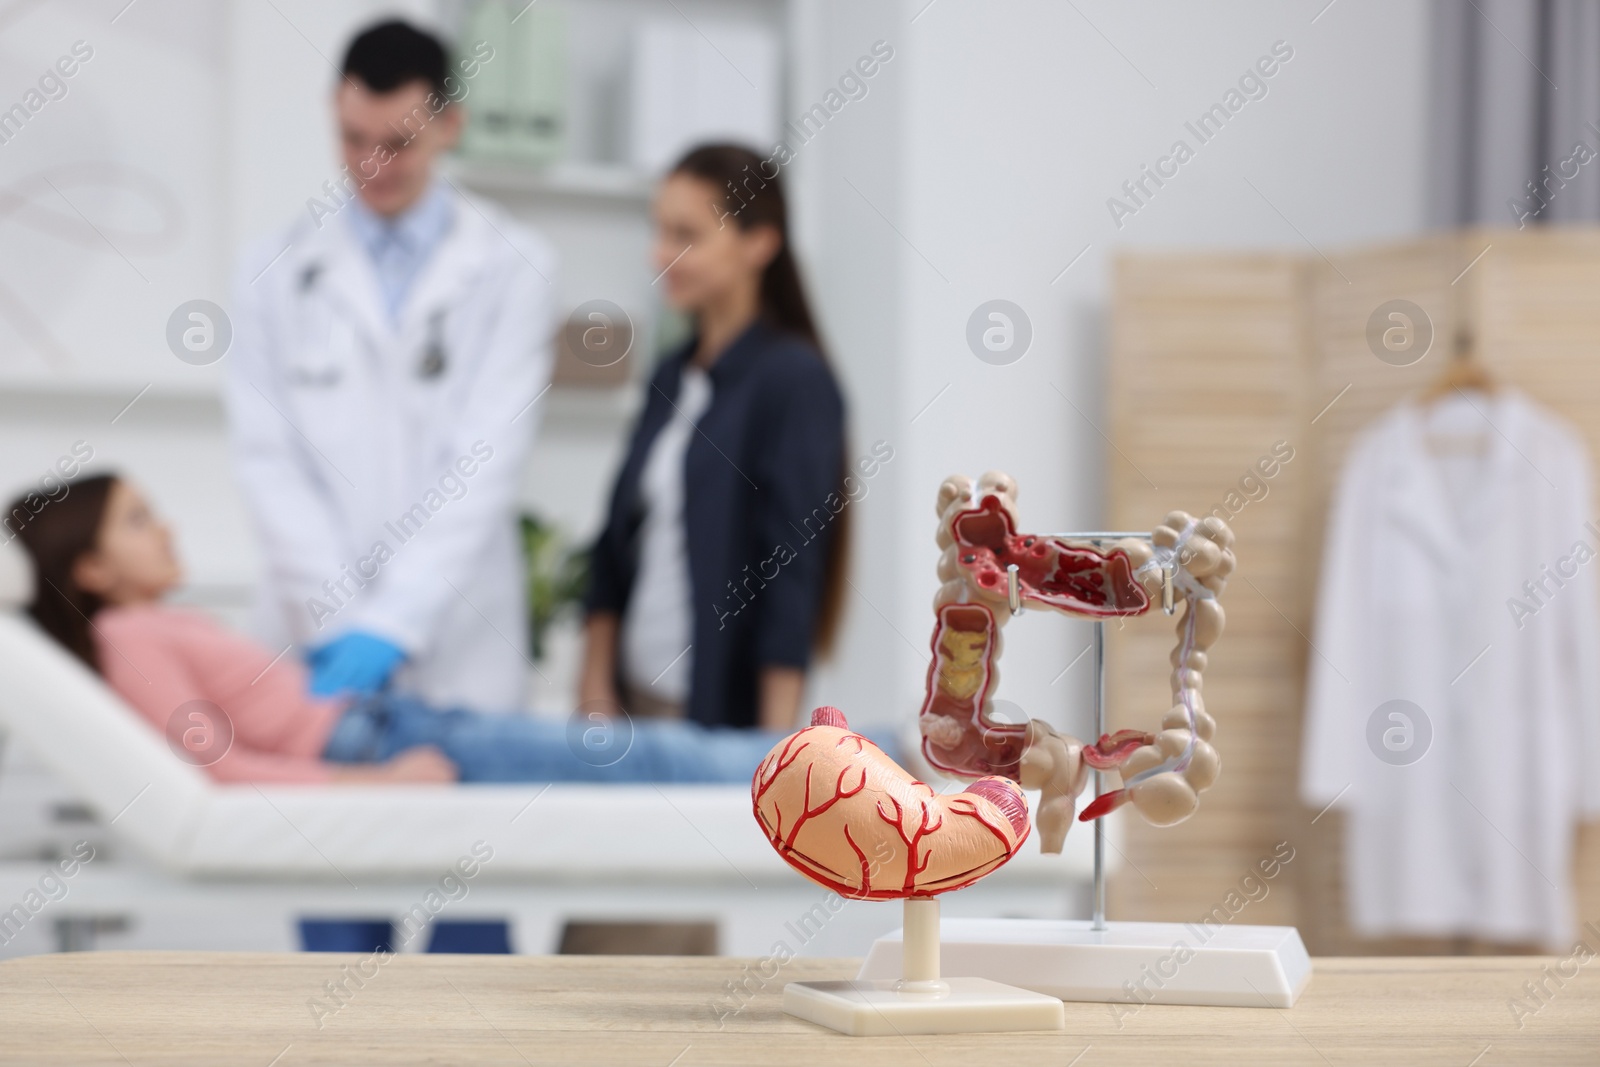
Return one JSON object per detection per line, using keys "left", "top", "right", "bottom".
{"left": 621, "top": 366, "right": 713, "bottom": 701}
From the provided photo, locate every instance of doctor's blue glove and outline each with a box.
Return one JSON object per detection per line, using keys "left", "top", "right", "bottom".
{"left": 307, "top": 632, "right": 407, "bottom": 698}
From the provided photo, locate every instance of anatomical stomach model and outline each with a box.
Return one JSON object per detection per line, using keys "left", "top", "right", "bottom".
{"left": 752, "top": 470, "right": 1236, "bottom": 898}
{"left": 753, "top": 705, "right": 1033, "bottom": 898}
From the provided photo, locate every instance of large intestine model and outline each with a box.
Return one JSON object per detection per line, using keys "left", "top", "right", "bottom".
{"left": 920, "top": 470, "right": 1233, "bottom": 852}
{"left": 752, "top": 471, "right": 1235, "bottom": 900}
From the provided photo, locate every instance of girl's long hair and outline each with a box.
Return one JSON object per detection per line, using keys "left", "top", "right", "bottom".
{"left": 670, "top": 143, "right": 849, "bottom": 655}
{"left": 10, "top": 474, "right": 116, "bottom": 670}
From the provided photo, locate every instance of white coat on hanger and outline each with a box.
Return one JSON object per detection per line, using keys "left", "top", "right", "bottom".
{"left": 1302, "top": 388, "right": 1600, "bottom": 949}
{"left": 225, "top": 188, "right": 557, "bottom": 711}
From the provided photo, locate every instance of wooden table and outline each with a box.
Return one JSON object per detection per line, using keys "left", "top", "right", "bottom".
{"left": 1, "top": 952, "right": 1596, "bottom": 1065}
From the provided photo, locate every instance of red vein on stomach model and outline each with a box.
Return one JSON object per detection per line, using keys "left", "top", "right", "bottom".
{"left": 921, "top": 472, "right": 1234, "bottom": 852}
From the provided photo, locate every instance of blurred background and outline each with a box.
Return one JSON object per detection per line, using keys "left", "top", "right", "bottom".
{"left": 1, "top": 0, "right": 1596, "bottom": 964}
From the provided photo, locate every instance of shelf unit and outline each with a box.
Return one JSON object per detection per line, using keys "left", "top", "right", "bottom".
{"left": 0, "top": 378, "right": 639, "bottom": 431}
{"left": 446, "top": 160, "right": 654, "bottom": 204}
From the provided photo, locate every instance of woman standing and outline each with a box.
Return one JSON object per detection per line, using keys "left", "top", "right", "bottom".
{"left": 579, "top": 144, "right": 848, "bottom": 731}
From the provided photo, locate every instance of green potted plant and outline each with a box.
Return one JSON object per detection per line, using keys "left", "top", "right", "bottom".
{"left": 519, "top": 513, "right": 589, "bottom": 661}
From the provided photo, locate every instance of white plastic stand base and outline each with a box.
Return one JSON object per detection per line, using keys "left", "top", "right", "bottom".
{"left": 859, "top": 918, "right": 1311, "bottom": 1008}
{"left": 784, "top": 977, "right": 1067, "bottom": 1037}
{"left": 784, "top": 897, "right": 1065, "bottom": 1036}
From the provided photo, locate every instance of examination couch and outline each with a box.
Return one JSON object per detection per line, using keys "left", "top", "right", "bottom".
{"left": 0, "top": 540, "right": 1094, "bottom": 957}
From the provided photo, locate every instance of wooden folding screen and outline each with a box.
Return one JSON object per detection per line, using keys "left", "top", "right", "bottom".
{"left": 1105, "top": 229, "right": 1600, "bottom": 953}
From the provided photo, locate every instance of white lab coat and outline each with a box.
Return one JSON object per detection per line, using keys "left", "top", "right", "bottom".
{"left": 225, "top": 189, "right": 557, "bottom": 711}
{"left": 1302, "top": 389, "right": 1600, "bottom": 949}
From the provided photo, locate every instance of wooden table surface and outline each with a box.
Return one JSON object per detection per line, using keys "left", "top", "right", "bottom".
{"left": 1, "top": 952, "right": 1596, "bottom": 1066}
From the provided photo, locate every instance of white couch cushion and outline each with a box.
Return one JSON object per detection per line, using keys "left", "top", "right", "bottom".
{"left": 0, "top": 614, "right": 212, "bottom": 864}
{"left": 182, "top": 782, "right": 1088, "bottom": 881}
{"left": 184, "top": 783, "right": 785, "bottom": 879}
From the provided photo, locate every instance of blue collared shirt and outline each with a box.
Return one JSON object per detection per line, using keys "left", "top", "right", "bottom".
{"left": 344, "top": 181, "right": 456, "bottom": 323}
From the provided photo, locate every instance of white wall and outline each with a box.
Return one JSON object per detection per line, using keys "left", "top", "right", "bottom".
{"left": 784, "top": 1, "right": 914, "bottom": 725}
{"left": 0, "top": 1, "right": 229, "bottom": 391}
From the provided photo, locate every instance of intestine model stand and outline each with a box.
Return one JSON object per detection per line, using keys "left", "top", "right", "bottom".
{"left": 752, "top": 472, "right": 1308, "bottom": 1036}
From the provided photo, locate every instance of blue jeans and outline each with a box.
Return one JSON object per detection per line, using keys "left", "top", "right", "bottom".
{"left": 321, "top": 695, "right": 833, "bottom": 783}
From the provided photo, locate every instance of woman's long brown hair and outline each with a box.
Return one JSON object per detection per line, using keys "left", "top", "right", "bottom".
{"left": 10, "top": 474, "right": 116, "bottom": 670}
{"left": 670, "top": 143, "right": 850, "bottom": 656}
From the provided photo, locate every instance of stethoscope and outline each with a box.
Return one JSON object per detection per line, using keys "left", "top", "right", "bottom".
{"left": 418, "top": 310, "right": 448, "bottom": 380}
{"left": 299, "top": 260, "right": 449, "bottom": 380}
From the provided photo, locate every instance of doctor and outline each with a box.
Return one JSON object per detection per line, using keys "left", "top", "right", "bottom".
{"left": 226, "top": 20, "right": 556, "bottom": 710}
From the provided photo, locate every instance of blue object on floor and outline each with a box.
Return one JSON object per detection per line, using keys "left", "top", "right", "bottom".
{"left": 427, "top": 920, "right": 513, "bottom": 954}
{"left": 299, "top": 919, "right": 393, "bottom": 953}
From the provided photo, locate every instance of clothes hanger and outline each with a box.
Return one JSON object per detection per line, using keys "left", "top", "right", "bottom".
{"left": 1418, "top": 328, "right": 1497, "bottom": 404}
{"left": 1418, "top": 328, "right": 1495, "bottom": 455}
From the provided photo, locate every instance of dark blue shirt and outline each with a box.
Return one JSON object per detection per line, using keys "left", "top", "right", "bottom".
{"left": 584, "top": 320, "right": 846, "bottom": 728}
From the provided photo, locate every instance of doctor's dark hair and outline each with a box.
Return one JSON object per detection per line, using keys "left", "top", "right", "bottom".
{"left": 670, "top": 143, "right": 848, "bottom": 654}
{"left": 9, "top": 474, "right": 116, "bottom": 671}
{"left": 341, "top": 19, "right": 450, "bottom": 99}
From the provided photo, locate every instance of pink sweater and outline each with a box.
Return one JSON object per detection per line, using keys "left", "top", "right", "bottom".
{"left": 94, "top": 604, "right": 346, "bottom": 783}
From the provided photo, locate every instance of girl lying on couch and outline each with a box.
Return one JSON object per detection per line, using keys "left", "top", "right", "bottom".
{"left": 13, "top": 475, "right": 888, "bottom": 784}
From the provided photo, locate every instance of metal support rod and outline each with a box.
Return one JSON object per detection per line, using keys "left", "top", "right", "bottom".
{"left": 1035, "top": 531, "right": 1154, "bottom": 932}
{"left": 1091, "top": 618, "right": 1108, "bottom": 932}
